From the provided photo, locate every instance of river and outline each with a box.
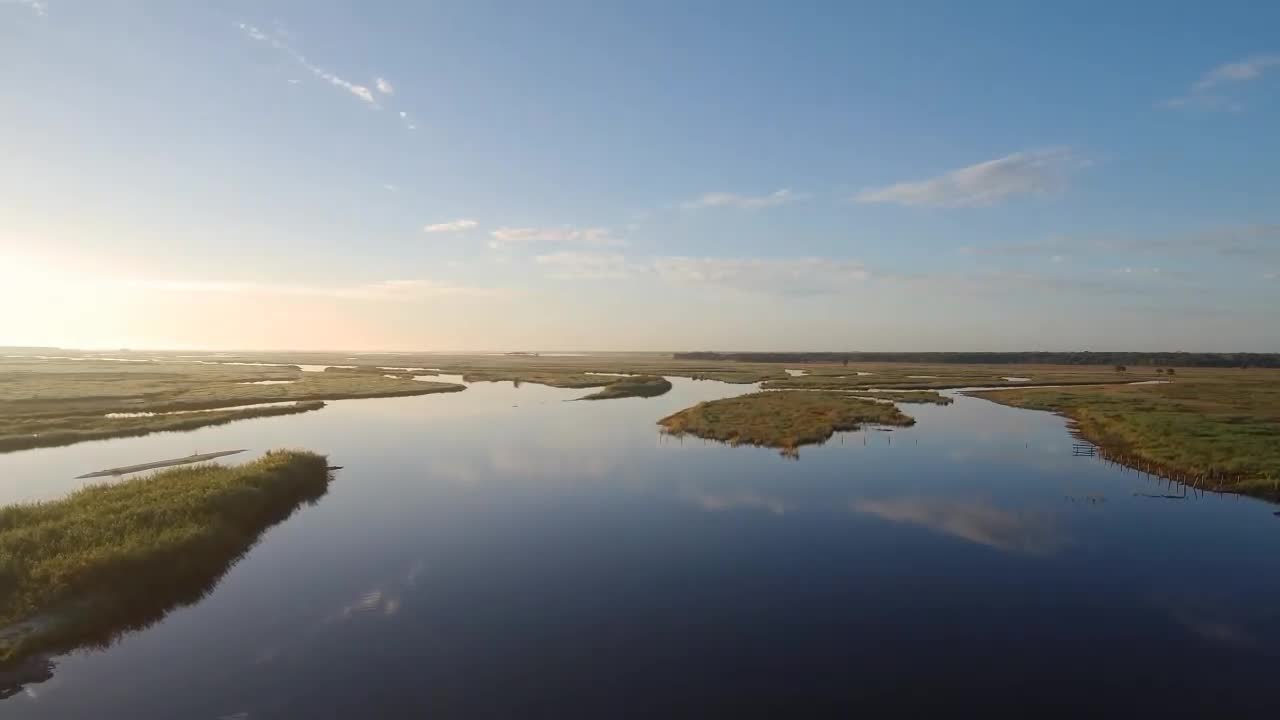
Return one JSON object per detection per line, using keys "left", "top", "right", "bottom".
{"left": 3, "top": 377, "right": 1278, "bottom": 716}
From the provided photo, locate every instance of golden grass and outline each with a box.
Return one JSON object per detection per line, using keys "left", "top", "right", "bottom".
{"left": 658, "top": 391, "right": 914, "bottom": 457}
{"left": 0, "top": 450, "right": 332, "bottom": 667}
{"left": 578, "top": 376, "right": 673, "bottom": 400}
{"left": 0, "top": 358, "right": 463, "bottom": 453}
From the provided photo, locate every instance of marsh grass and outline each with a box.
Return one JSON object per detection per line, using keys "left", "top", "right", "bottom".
{"left": 460, "top": 370, "right": 613, "bottom": 388}
{"left": 970, "top": 373, "right": 1280, "bottom": 500}
{"left": 847, "top": 390, "right": 954, "bottom": 405}
{"left": 658, "top": 391, "right": 914, "bottom": 456}
{"left": 0, "top": 402, "right": 325, "bottom": 453}
{"left": 759, "top": 364, "right": 1158, "bottom": 391}
{"left": 0, "top": 359, "right": 464, "bottom": 453}
{"left": 578, "top": 376, "right": 673, "bottom": 400}
{"left": 0, "top": 450, "right": 332, "bottom": 667}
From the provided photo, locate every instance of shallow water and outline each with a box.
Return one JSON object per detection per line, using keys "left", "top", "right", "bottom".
{"left": 3, "top": 377, "right": 1278, "bottom": 715}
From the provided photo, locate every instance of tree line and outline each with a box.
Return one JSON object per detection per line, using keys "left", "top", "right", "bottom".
{"left": 673, "top": 351, "right": 1280, "bottom": 368}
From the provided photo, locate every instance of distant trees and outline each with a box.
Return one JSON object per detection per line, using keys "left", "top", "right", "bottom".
{"left": 1165, "top": 368, "right": 1175, "bottom": 376}
{"left": 672, "top": 352, "right": 1280, "bottom": 368}
{"left": 1114, "top": 365, "right": 1127, "bottom": 372}
{"left": 1156, "top": 368, "right": 1165, "bottom": 374}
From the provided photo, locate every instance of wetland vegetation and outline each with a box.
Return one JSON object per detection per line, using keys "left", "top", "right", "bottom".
{"left": 0, "top": 401, "right": 324, "bottom": 453}
{"left": 846, "top": 390, "right": 954, "bottom": 405}
{"left": 677, "top": 351, "right": 1280, "bottom": 368}
{"left": 658, "top": 391, "right": 915, "bottom": 456}
{"left": 578, "top": 375, "right": 672, "bottom": 400}
{"left": 0, "top": 450, "right": 332, "bottom": 667}
{"left": 5, "top": 351, "right": 1280, "bottom": 499}
{"left": 970, "top": 370, "right": 1280, "bottom": 500}
{"left": 0, "top": 358, "right": 463, "bottom": 453}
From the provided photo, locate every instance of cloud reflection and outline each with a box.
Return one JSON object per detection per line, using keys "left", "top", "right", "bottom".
{"left": 682, "top": 487, "right": 790, "bottom": 514}
{"left": 851, "top": 497, "right": 1067, "bottom": 555}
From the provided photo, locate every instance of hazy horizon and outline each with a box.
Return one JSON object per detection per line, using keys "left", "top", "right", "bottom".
{"left": 4, "top": 1, "right": 1278, "bottom": 351}
{"left": 3, "top": 343, "right": 1274, "bottom": 355}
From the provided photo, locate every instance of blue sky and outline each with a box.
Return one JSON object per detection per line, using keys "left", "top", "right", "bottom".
{"left": 2, "top": 0, "right": 1278, "bottom": 350}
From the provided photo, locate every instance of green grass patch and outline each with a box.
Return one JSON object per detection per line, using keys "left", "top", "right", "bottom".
{"left": 0, "top": 450, "right": 332, "bottom": 667}
{"left": 658, "top": 391, "right": 914, "bottom": 457}
{"left": 970, "top": 372, "right": 1280, "bottom": 500}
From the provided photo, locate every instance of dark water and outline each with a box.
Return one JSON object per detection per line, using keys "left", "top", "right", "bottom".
{"left": 3, "top": 378, "right": 1279, "bottom": 717}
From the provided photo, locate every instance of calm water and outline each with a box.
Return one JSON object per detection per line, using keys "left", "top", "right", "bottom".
{"left": 3, "top": 378, "right": 1279, "bottom": 716}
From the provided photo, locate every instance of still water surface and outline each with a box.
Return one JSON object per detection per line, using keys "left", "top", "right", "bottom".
{"left": 3, "top": 378, "right": 1279, "bottom": 716}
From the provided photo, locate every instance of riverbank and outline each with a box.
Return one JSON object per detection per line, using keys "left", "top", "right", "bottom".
{"left": 0, "top": 450, "right": 333, "bottom": 667}
{"left": 969, "top": 372, "right": 1280, "bottom": 501}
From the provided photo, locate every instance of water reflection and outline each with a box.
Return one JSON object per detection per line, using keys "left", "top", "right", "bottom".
{"left": 681, "top": 487, "right": 790, "bottom": 514}
{"left": 4, "top": 380, "right": 1280, "bottom": 715}
{"left": 0, "top": 657, "right": 53, "bottom": 701}
{"left": 0, "top": 480, "right": 332, "bottom": 687}
{"left": 851, "top": 497, "right": 1068, "bottom": 555}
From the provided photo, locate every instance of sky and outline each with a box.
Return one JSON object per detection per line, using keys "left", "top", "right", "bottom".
{"left": 2, "top": 0, "right": 1278, "bottom": 351}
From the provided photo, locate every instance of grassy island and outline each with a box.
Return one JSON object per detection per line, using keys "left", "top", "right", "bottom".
{"left": 658, "top": 391, "right": 914, "bottom": 456}
{"left": 0, "top": 450, "right": 333, "bottom": 666}
{"left": 578, "top": 376, "right": 673, "bottom": 400}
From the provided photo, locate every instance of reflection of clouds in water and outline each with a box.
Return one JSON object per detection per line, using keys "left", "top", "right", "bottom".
{"left": 489, "top": 446, "right": 613, "bottom": 480}
{"left": 426, "top": 449, "right": 616, "bottom": 483}
{"left": 256, "top": 559, "right": 426, "bottom": 665}
{"left": 403, "top": 559, "right": 426, "bottom": 587}
{"left": 1179, "top": 618, "right": 1255, "bottom": 648}
{"left": 682, "top": 487, "right": 789, "bottom": 515}
{"left": 1158, "top": 594, "right": 1267, "bottom": 652}
{"left": 946, "top": 446, "right": 1079, "bottom": 476}
{"left": 330, "top": 558, "right": 429, "bottom": 621}
{"left": 851, "top": 497, "right": 1067, "bottom": 555}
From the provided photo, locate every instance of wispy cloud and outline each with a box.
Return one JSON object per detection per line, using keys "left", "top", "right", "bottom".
{"left": 855, "top": 148, "right": 1082, "bottom": 208}
{"left": 535, "top": 252, "right": 636, "bottom": 280}
{"left": 489, "top": 226, "right": 625, "bottom": 247}
{"left": 398, "top": 110, "right": 417, "bottom": 131}
{"left": 423, "top": 219, "right": 478, "bottom": 233}
{"left": 238, "top": 23, "right": 378, "bottom": 107}
{"left": 964, "top": 224, "right": 1280, "bottom": 262}
{"left": 851, "top": 497, "right": 1067, "bottom": 555}
{"left": 1108, "top": 266, "right": 1166, "bottom": 277}
{"left": 1265, "top": 272, "right": 1277, "bottom": 281}
{"left": 530, "top": 253, "right": 870, "bottom": 295}
{"left": 375, "top": 77, "right": 394, "bottom": 95}
{"left": 653, "top": 256, "right": 868, "bottom": 295}
{"left": 133, "top": 277, "right": 505, "bottom": 300}
{"left": 10, "top": 0, "right": 46, "bottom": 16}
{"left": 1162, "top": 53, "right": 1280, "bottom": 111}
{"left": 682, "top": 189, "right": 795, "bottom": 210}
